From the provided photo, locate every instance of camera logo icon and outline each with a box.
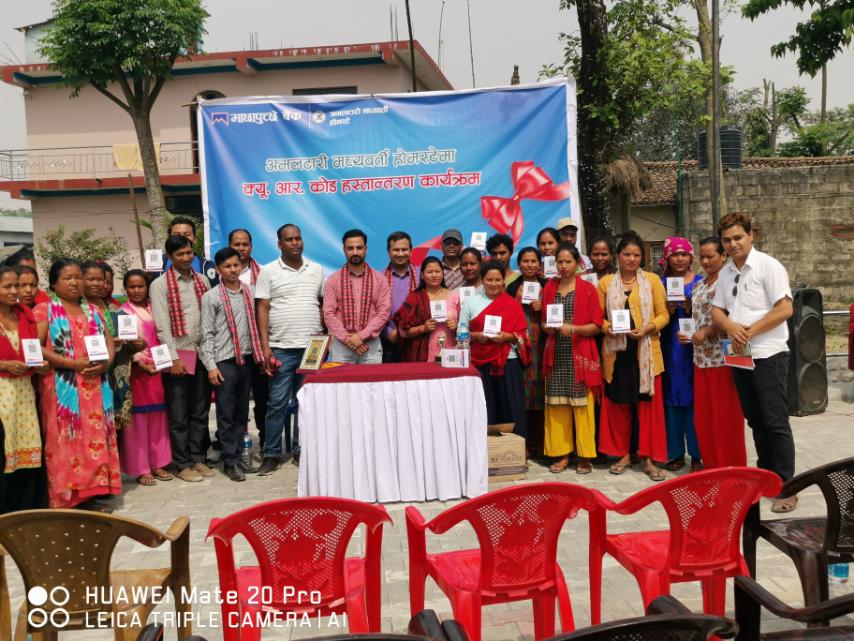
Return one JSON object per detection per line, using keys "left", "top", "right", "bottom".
{"left": 27, "top": 586, "right": 71, "bottom": 629}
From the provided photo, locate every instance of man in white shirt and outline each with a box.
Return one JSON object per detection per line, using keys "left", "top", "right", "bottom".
{"left": 711, "top": 212, "right": 796, "bottom": 512}
{"left": 255, "top": 223, "right": 324, "bottom": 476}
{"left": 556, "top": 216, "right": 593, "bottom": 270}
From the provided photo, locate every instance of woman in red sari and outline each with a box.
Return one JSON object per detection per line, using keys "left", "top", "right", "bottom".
{"left": 458, "top": 260, "right": 530, "bottom": 442}
{"left": 393, "top": 256, "right": 459, "bottom": 362}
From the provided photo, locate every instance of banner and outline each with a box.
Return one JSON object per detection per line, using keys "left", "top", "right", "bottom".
{"left": 199, "top": 79, "right": 581, "bottom": 273}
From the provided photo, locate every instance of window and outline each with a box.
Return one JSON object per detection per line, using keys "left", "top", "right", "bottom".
{"left": 646, "top": 241, "right": 665, "bottom": 276}
{"left": 190, "top": 90, "right": 226, "bottom": 173}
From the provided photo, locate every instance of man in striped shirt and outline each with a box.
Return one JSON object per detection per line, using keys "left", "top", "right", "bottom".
{"left": 255, "top": 223, "right": 324, "bottom": 476}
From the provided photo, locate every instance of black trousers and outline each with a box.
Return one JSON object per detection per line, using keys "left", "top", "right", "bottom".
{"left": 732, "top": 351, "right": 795, "bottom": 481}
{"left": 164, "top": 364, "right": 211, "bottom": 470}
{"left": 0, "top": 420, "right": 47, "bottom": 513}
{"left": 478, "top": 358, "right": 528, "bottom": 438}
{"left": 215, "top": 357, "right": 253, "bottom": 466}
{"left": 250, "top": 358, "right": 269, "bottom": 445}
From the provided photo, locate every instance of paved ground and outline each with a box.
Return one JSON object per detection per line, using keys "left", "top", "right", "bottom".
{"left": 4, "top": 400, "right": 854, "bottom": 640}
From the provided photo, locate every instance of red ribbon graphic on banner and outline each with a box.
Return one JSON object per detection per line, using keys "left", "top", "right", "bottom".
{"left": 411, "top": 161, "right": 569, "bottom": 265}
{"left": 481, "top": 161, "right": 570, "bottom": 246}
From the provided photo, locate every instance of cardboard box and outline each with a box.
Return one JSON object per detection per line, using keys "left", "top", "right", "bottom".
{"left": 487, "top": 433, "right": 527, "bottom": 482}
{"left": 487, "top": 422, "right": 515, "bottom": 435}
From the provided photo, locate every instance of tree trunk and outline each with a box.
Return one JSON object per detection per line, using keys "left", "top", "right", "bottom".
{"left": 575, "top": 0, "right": 612, "bottom": 241}
{"left": 130, "top": 110, "right": 168, "bottom": 247}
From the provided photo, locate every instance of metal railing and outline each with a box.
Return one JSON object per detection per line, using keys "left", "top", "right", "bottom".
{"left": 0, "top": 142, "right": 197, "bottom": 181}
{"left": 824, "top": 309, "right": 850, "bottom": 359}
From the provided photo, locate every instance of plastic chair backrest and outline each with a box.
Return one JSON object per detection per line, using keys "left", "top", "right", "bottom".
{"left": 0, "top": 509, "right": 167, "bottom": 620}
{"left": 428, "top": 483, "right": 597, "bottom": 592}
{"left": 207, "top": 497, "right": 390, "bottom": 608}
{"left": 657, "top": 468, "right": 781, "bottom": 572}
{"left": 815, "top": 458, "right": 854, "bottom": 553}
{"left": 547, "top": 615, "right": 735, "bottom": 640}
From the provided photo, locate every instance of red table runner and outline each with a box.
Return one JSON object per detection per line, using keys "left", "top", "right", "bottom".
{"left": 301, "top": 362, "right": 479, "bottom": 384}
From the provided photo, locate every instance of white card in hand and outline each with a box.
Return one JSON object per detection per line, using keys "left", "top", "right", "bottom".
{"left": 678, "top": 318, "right": 696, "bottom": 336}
{"left": 521, "top": 281, "right": 541, "bottom": 304}
{"left": 150, "top": 344, "right": 173, "bottom": 371}
{"left": 666, "top": 277, "right": 686, "bottom": 301}
{"left": 546, "top": 304, "right": 564, "bottom": 328}
{"left": 22, "top": 338, "right": 44, "bottom": 367}
{"left": 581, "top": 273, "right": 599, "bottom": 287}
{"left": 458, "top": 286, "right": 475, "bottom": 304}
{"left": 144, "top": 249, "right": 163, "bottom": 271}
{"left": 611, "top": 309, "right": 632, "bottom": 333}
{"left": 84, "top": 334, "right": 109, "bottom": 361}
{"left": 483, "top": 314, "right": 502, "bottom": 337}
{"left": 430, "top": 299, "right": 448, "bottom": 322}
{"left": 543, "top": 256, "right": 557, "bottom": 277}
{"left": 441, "top": 348, "right": 469, "bottom": 368}
{"left": 117, "top": 314, "right": 139, "bottom": 340}
{"left": 470, "top": 231, "right": 487, "bottom": 251}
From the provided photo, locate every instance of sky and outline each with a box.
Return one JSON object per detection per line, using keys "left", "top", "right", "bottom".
{"left": 1, "top": 0, "right": 852, "bottom": 210}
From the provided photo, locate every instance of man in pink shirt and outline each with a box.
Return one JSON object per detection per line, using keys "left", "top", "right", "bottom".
{"left": 323, "top": 229, "right": 392, "bottom": 364}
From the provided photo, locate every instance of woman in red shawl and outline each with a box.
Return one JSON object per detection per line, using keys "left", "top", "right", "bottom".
{"left": 540, "top": 243, "right": 603, "bottom": 474}
{"left": 458, "top": 260, "right": 530, "bottom": 443}
{"left": 393, "top": 256, "right": 459, "bottom": 362}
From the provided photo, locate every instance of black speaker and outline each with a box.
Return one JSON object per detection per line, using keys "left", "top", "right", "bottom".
{"left": 787, "top": 287, "right": 828, "bottom": 416}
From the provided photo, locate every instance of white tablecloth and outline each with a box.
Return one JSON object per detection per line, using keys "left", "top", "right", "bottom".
{"left": 297, "top": 373, "right": 488, "bottom": 502}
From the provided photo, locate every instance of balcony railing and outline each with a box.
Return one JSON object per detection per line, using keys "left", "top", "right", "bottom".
{"left": 0, "top": 142, "right": 197, "bottom": 181}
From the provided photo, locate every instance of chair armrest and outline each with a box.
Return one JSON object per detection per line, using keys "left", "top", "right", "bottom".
{"left": 776, "top": 470, "right": 818, "bottom": 498}
{"left": 408, "top": 609, "right": 446, "bottom": 639}
{"left": 0, "top": 545, "right": 11, "bottom": 641}
{"left": 405, "top": 506, "right": 428, "bottom": 531}
{"left": 609, "top": 484, "right": 663, "bottom": 515}
{"left": 586, "top": 487, "right": 618, "bottom": 511}
{"left": 442, "top": 619, "right": 471, "bottom": 641}
{"left": 135, "top": 623, "right": 164, "bottom": 641}
{"left": 735, "top": 576, "right": 854, "bottom": 624}
{"left": 646, "top": 595, "right": 692, "bottom": 616}
{"left": 164, "top": 516, "right": 190, "bottom": 542}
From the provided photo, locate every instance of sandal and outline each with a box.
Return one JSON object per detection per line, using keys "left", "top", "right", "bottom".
{"left": 576, "top": 461, "right": 593, "bottom": 475}
{"left": 152, "top": 469, "right": 173, "bottom": 481}
{"left": 770, "top": 496, "right": 798, "bottom": 513}
{"left": 609, "top": 460, "right": 631, "bottom": 475}
{"left": 665, "top": 458, "right": 685, "bottom": 471}
{"left": 549, "top": 457, "right": 570, "bottom": 474}
{"left": 644, "top": 466, "right": 667, "bottom": 482}
{"left": 137, "top": 474, "right": 157, "bottom": 486}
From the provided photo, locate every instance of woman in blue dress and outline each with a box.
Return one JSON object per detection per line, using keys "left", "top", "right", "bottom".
{"left": 659, "top": 237, "right": 704, "bottom": 471}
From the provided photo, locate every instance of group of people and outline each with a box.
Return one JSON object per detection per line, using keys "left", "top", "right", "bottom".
{"left": 0, "top": 210, "right": 798, "bottom": 514}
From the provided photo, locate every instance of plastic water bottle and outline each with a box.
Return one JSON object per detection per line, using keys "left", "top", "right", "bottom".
{"left": 829, "top": 562, "right": 849, "bottom": 583}
{"left": 456, "top": 327, "right": 470, "bottom": 366}
{"left": 241, "top": 433, "right": 252, "bottom": 466}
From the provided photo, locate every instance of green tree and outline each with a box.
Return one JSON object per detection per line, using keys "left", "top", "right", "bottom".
{"left": 741, "top": 0, "right": 853, "bottom": 77}
{"left": 780, "top": 104, "right": 854, "bottom": 156}
{"left": 39, "top": 0, "right": 207, "bottom": 243}
{"left": 37, "top": 226, "right": 131, "bottom": 276}
{"left": 543, "top": 0, "right": 705, "bottom": 237}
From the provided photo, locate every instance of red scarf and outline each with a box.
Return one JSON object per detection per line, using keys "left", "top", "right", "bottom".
{"left": 386, "top": 263, "right": 418, "bottom": 292}
{"left": 469, "top": 292, "right": 529, "bottom": 375}
{"left": 248, "top": 257, "right": 261, "bottom": 284}
{"left": 540, "top": 277, "right": 604, "bottom": 394}
{"left": 219, "top": 284, "right": 264, "bottom": 365}
{"left": 0, "top": 304, "right": 37, "bottom": 378}
{"left": 340, "top": 264, "right": 375, "bottom": 332}
{"left": 392, "top": 290, "right": 432, "bottom": 362}
{"left": 165, "top": 267, "right": 207, "bottom": 337}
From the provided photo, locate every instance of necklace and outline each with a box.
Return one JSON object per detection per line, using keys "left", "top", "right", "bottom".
{"left": 620, "top": 275, "right": 637, "bottom": 285}
{"left": 426, "top": 287, "right": 444, "bottom": 299}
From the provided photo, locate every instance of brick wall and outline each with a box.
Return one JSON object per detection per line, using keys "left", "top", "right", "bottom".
{"left": 682, "top": 165, "right": 854, "bottom": 309}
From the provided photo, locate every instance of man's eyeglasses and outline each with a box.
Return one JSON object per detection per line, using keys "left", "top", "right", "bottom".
{"left": 732, "top": 273, "right": 740, "bottom": 297}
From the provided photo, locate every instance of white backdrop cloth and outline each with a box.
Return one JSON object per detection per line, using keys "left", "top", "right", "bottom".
{"left": 297, "top": 374, "right": 488, "bottom": 503}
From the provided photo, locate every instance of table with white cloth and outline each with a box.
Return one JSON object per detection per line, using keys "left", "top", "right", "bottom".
{"left": 297, "top": 362, "right": 488, "bottom": 503}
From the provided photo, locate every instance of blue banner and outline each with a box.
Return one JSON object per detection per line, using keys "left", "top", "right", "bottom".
{"left": 199, "top": 79, "right": 580, "bottom": 273}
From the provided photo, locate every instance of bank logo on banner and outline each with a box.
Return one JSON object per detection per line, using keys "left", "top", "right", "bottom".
{"left": 199, "top": 79, "right": 581, "bottom": 274}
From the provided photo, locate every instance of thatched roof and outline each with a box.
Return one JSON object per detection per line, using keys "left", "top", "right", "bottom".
{"left": 606, "top": 155, "right": 652, "bottom": 199}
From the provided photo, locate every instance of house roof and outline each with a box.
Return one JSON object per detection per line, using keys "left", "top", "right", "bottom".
{"left": 0, "top": 216, "right": 33, "bottom": 232}
{"left": 1, "top": 40, "right": 453, "bottom": 91}
{"left": 636, "top": 156, "right": 854, "bottom": 207}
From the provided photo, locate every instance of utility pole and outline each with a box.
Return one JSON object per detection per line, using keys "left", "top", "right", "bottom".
{"left": 710, "top": 0, "right": 721, "bottom": 227}
{"left": 405, "top": 0, "right": 417, "bottom": 92}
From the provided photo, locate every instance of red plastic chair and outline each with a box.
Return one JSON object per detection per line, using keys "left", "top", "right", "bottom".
{"left": 590, "top": 467, "right": 782, "bottom": 624}
{"left": 406, "top": 483, "right": 604, "bottom": 641}
{"left": 207, "top": 497, "right": 392, "bottom": 641}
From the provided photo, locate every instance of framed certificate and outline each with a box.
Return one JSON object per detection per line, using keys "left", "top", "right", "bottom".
{"left": 144, "top": 249, "right": 164, "bottom": 272}
{"left": 300, "top": 335, "right": 331, "bottom": 370}
{"left": 84, "top": 334, "right": 110, "bottom": 361}
{"left": 545, "top": 304, "right": 564, "bottom": 328}
{"left": 678, "top": 318, "right": 696, "bottom": 336}
{"left": 483, "top": 315, "right": 502, "bottom": 337}
{"left": 521, "top": 281, "right": 541, "bottom": 304}
{"left": 22, "top": 338, "right": 44, "bottom": 367}
{"left": 666, "top": 277, "right": 686, "bottom": 301}
{"left": 470, "top": 231, "right": 487, "bottom": 251}
{"left": 611, "top": 309, "right": 632, "bottom": 334}
{"left": 542, "top": 256, "right": 557, "bottom": 277}
{"left": 430, "top": 299, "right": 448, "bottom": 321}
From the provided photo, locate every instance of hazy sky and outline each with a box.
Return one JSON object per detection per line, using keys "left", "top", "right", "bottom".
{"left": 1, "top": 0, "right": 852, "bottom": 209}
